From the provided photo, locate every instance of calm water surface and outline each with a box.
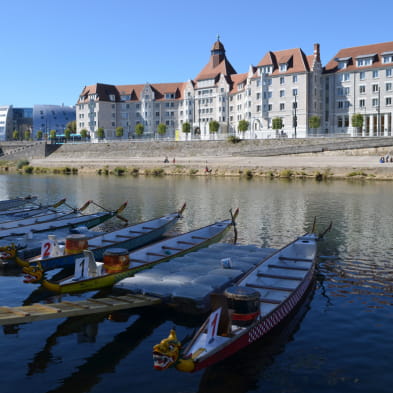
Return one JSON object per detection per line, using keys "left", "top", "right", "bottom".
{"left": 0, "top": 174, "right": 392, "bottom": 393}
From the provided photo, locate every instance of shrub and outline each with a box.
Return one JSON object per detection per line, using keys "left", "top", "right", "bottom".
{"left": 279, "top": 169, "right": 293, "bottom": 178}
{"left": 151, "top": 168, "right": 165, "bottom": 176}
{"left": 129, "top": 167, "right": 140, "bottom": 176}
{"left": 23, "top": 166, "right": 34, "bottom": 174}
{"left": 227, "top": 135, "right": 241, "bottom": 144}
{"left": 189, "top": 168, "right": 198, "bottom": 175}
{"left": 113, "top": 167, "right": 126, "bottom": 176}
{"left": 244, "top": 169, "right": 253, "bottom": 179}
{"left": 16, "top": 160, "right": 29, "bottom": 169}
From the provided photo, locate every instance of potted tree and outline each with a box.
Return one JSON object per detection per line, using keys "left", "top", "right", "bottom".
{"left": 352, "top": 113, "right": 364, "bottom": 136}
{"left": 182, "top": 122, "right": 191, "bottom": 140}
{"left": 238, "top": 119, "right": 249, "bottom": 138}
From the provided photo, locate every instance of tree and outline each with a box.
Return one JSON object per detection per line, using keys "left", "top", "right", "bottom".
{"left": 36, "top": 130, "right": 43, "bottom": 140}
{"left": 209, "top": 120, "right": 220, "bottom": 133}
{"left": 66, "top": 120, "right": 76, "bottom": 133}
{"left": 182, "top": 122, "right": 191, "bottom": 135}
{"left": 157, "top": 123, "right": 166, "bottom": 137}
{"left": 238, "top": 120, "right": 249, "bottom": 136}
{"left": 12, "top": 130, "right": 19, "bottom": 140}
{"left": 352, "top": 113, "right": 364, "bottom": 136}
{"left": 272, "top": 117, "right": 283, "bottom": 133}
{"left": 64, "top": 128, "right": 72, "bottom": 141}
{"left": 80, "top": 129, "right": 88, "bottom": 140}
{"left": 309, "top": 116, "right": 321, "bottom": 132}
{"left": 49, "top": 129, "right": 57, "bottom": 140}
{"left": 97, "top": 127, "right": 105, "bottom": 140}
{"left": 135, "top": 123, "right": 144, "bottom": 136}
{"left": 116, "top": 126, "right": 124, "bottom": 138}
{"left": 23, "top": 130, "right": 31, "bottom": 140}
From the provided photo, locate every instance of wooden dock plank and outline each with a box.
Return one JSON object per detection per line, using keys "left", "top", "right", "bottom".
{"left": 0, "top": 294, "right": 161, "bottom": 326}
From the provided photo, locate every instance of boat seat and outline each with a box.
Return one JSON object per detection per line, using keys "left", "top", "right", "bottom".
{"left": 245, "top": 283, "right": 294, "bottom": 292}
{"left": 142, "top": 226, "right": 156, "bottom": 230}
{"left": 259, "top": 298, "right": 282, "bottom": 305}
{"left": 278, "top": 256, "right": 313, "bottom": 262}
{"left": 162, "top": 245, "right": 184, "bottom": 251}
{"left": 116, "top": 234, "right": 137, "bottom": 239}
{"left": 257, "top": 272, "right": 302, "bottom": 281}
{"left": 177, "top": 240, "right": 197, "bottom": 245}
{"left": 146, "top": 252, "right": 167, "bottom": 257}
{"left": 101, "top": 239, "right": 117, "bottom": 243}
{"left": 268, "top": 264, "right": 309, "bottom": 271}
{"left": 191, "top": 235, "right": 208, "bottom": 240}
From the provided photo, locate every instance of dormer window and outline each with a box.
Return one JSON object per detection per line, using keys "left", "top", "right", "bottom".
{"left": 336, "top": 57, "right": 350, "bottom": 70}
{"left": 382, "top": 52, "right": 393, "bottom": 64}
{"left": 260, "top": 65, "right": 272, "bottom": 74}
{"left": 165, "top": 93, "right": 175, "bottom": 99}
{"left": 89, "top": 94, "right": 97, "bottom": 101}
{"left": 356, "top": 54, "right": 375, "bottom": 67}
{"left": 279, "top": 63, "right": 287, "bottom": 72}
{"left": 109, "top": 94, "right": 116, "bottom": 102}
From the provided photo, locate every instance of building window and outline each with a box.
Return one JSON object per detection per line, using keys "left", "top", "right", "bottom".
{"left": 383, "top": 55, "right": 393, "bottom": 64}
{"left": 337, "top": 117, "right": 343, "bottom": 127}
{"left": 372, "top": 84, "right": 379, "bottom": 92}
{"left": 386, "top": 68, "right": 392, "bottom": 77}
{"left": 280, "top": 77, "right": 285, "bottom": 85}
{"left": 293, "top": 75, "right": 298, "bottom": 83}
{"left": 337, "top": 101, "right": 344, "bottom": 109}
{"left": 256, "top": 93, "right": 261, "bottom": 100}
{"left": 268, "top": 104, "right": 272, "bottom": 111}
{"left": 344, "top": 87, "right": 350, "bottom": 95}
{"left": 344, "top": 116, "right": 349, "bottom": 127}
{"left": 280, "top": 103, "right": 285, "bottom": 111}
{"left": 280, "top": 90, "right": 285, "bottom": 97}
{"left": 279, "top": 63, "right": 287, "bottom": 72}
{"left": 386, "top": 97, "right": 392, "bottom": 106}
{"left": 360, "top": 85, "right": 366, "bottom": 94}
{"left": 292, "top": 88, "right": 298, "bottom": 96}
{"left": 337, "top": 87, "right": 344, "bottom": 96}
{"left": 340, "top": 73, "right": 350, "bottom": 82}
{"left": 386, "top": 82, "right": 392, "bottom": 91}
{"left": 359, "top": 71, "right": 366, "bottom": 80}
{"left": 359, "top": 99, "right": 365, "bottom": 108}
{"left": 372, "top": 98, "right": 379, "bottom": 107}
{"left": 372, "top": 70, "right": 379, "bottom": 78}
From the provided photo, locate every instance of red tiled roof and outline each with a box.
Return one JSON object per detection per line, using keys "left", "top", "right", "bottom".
{"left": 257, "top": 48, "right": 311, "bottom": 75}
{"left": 324, "top": 41, "right": 393, "bottom": 73}
{"left": 229, "top": 73, "right": 248, "bottom": 94}
{"left": 79, "top": 82, "right": 187, "bottom": 102}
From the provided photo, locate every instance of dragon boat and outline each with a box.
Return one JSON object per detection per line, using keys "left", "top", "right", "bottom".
{"left": 0, "top": 202, "right": 127, "bottom": 240}
{"left": 0, "top": 195, "right": 38, "bottom": 211}
{"left": 0, "top": 200, "right": 91, "bottom": 230}
{"left": 30, "top": 208, "right": 238, "bottom": 294}
{"left": 10, "top": 204, "right": 186, "bottom": 273}
{"left": 0, "top": 198, "right": 68, "bottom": 222}
{"left": 153, "top": 223, "right": 331, "bottom": 373}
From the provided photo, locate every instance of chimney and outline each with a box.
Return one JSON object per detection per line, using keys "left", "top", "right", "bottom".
{"left": 314, "top": 43, "right": 320, "bottom": 62}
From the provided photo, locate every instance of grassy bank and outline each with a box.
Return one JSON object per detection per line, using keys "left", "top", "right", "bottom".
{"left": 0, "top": 159, "right": 384, "bottom": 180}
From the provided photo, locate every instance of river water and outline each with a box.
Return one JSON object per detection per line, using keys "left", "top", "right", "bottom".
{"left": 0, "top": 174, "right": 392, "bottom": 393}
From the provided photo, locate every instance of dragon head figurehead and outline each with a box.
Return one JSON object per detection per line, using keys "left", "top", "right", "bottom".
{"left": 153, "top": 329, "right": 182, "bottom": 370}
{"left": 152, "top": 329, "right": 196, "bottom": 372}
{"left": 22, "top": 262, "right": 44, "bottom": 283}
{"left": 0, "top": 244, "right": 17, "bottom": 264}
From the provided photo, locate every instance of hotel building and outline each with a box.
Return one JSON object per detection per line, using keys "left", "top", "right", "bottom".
{"left": 76, "top": 39, "right": 393, "bottom": 140}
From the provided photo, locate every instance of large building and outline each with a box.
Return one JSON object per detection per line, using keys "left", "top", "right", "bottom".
{"left": 0, "top": 105, "right": 75, "bottom": 140}
{"left": 76, "top": 39, "right": 393, "bottom": 140}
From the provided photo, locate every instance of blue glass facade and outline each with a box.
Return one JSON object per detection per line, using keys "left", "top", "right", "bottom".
{"left": 32, "top": 105, "right": 76, "bottom": 138}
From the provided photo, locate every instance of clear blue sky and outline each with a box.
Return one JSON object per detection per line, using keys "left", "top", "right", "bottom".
{"left": 1, "top": 0, "right": 391, "bottom": 108}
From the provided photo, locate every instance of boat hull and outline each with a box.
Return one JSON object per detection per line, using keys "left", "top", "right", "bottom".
{"left": 39, "top": 219, "right": 176, "bottom": 271}
{"left": 193, "top": 264, "right": 315, "bottom": 372}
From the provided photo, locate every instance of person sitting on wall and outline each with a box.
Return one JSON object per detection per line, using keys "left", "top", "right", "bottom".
{"left": 205, "top": 165, "right": 212, "bottom": 174}
{"left": 164, "top": 156, "right": 169, "bottom": 163}
{"left": 380, "top": 156, "right": 385, "bottom": 163}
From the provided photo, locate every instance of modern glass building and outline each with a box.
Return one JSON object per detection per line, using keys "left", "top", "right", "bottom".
{"left": 32, "top": 105, "right": 76, "bottom": 138}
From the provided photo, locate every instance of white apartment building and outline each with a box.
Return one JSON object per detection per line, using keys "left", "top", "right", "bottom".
{"left": 76, "top": 39, "right": 393, "bottom": 140}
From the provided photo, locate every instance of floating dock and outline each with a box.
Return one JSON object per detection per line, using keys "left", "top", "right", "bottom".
{"left": 0, "top": 294, "right": 161, "bottom": 326}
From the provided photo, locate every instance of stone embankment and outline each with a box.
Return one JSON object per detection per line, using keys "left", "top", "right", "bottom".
{"left": 2, "top": 137, "right": 393, "bottom": 179}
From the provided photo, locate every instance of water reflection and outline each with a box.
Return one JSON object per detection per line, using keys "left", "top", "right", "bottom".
{"left": 1, "top": 174, "right": 393, "bottom": 393}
